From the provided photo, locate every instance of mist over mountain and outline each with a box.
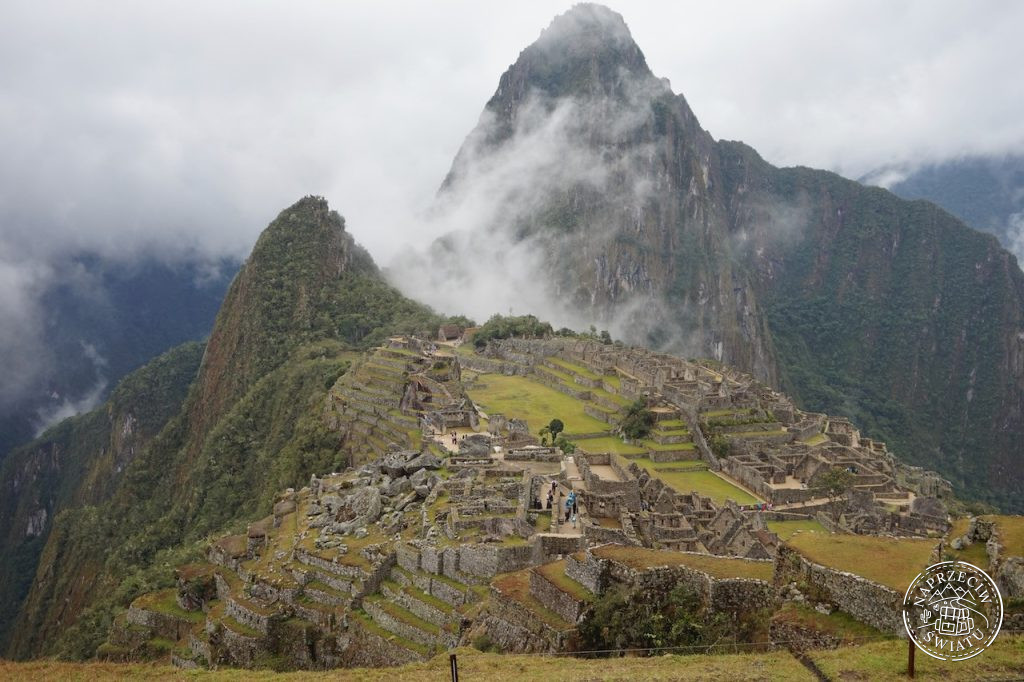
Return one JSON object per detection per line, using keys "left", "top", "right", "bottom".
{"left": 393, "top": 4, "right": 1024, "bottom": 510}
{"left": 0, "top": 253, "right": 236, "bottom": 460}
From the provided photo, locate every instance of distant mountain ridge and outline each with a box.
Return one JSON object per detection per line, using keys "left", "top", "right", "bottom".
{"left": 865, "top": 153, "right": 1024, "bottom": 266}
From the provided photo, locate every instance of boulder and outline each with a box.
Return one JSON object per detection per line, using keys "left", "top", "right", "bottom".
{"left": 405, "top": 452, "right": 441, "bottom": 473}
{"left": 996, "top": 556, "right": 1024, "bottom": 599}
{"left": 968, "top": 517, "right": 996, "bottom": 543}
{"left": 409, "top": 468, "right": 429, "bottom": 487}
{"left": 911, "top": 496, "right": 947, "bottom": 518}
{"left": 385, "top": 476, "right": 412, "bottom": 497}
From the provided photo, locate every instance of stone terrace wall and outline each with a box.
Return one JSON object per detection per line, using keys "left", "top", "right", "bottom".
{"left": 603, "top": 556, "right": 775, "bottom": 615}
{"left": 565, "top": 552, "right": 608, "bottom": 594}
{"left": 529, "top": 570, "right": 586, "bottom": 623}
{"left": 774, "top": 544, "right": 903, "bottom": 633}
{"left": 483, "top": 584, "right": 574, "bottom": 653}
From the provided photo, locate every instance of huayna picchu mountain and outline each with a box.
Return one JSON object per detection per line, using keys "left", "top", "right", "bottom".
{"left": 419, "top": 4, "right": 1024, "bottom": 511}
{"left": 0, "top": 197, "right": 456, "bottom": 659}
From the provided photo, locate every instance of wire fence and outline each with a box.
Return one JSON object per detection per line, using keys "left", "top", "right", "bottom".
{"left": 504, "top": 628, "right": 1024, "bottom": 658}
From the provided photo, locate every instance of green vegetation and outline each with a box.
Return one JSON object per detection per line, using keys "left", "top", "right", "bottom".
{"left": 0, "top": 341, "right": 205, "bottom": 653}
{"left": 578, "top": 581, "right": 762, "bottom": 654}
{"left": 535, "top": 560, "right": 593, "bottom": 602}
{"left": 810, "top": 635, "right": 1024, "bottom": 681}
{"left": 472, "top": 314, "right": 553, "bottom": 348}
{"left": 786, "top": 532, "right": 935, "bottom": 591}
{"left": 630, "top": 459, "right": 760, "bottom": 505}
{"left": 0, "top": 645, "right": 820, "bottom": 680}
{"left": 771, "top": 602, "right": 882, "bottom": 644}
{"left": 766, "top": 519, "right": 827, "bottom": 540}
{"left": 576, "top": 436, "right": 647, "bottom": 456}
{"left": 491, "top": 571, "right": 572, "bottom": 631}
{"left": 618, "top": 399, "right": 656, "bottom": 439}
{"left": 466, "top": 374, "right": 608, "bottom": 434}
{"left": 545, "top": 357, "right": 601, "bottom": 380}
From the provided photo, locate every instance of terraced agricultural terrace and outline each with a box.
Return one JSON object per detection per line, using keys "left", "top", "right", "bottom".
{"left": 104, "top": 334, "right": 1024, "bottom": 672}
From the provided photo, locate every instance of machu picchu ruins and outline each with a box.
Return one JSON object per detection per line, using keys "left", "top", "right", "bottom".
{"left": 100, "top": 333, "right": 1024, "bottom": 670}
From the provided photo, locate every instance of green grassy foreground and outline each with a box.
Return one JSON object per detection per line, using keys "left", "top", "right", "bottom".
{"left": 3, "top": 636, "right": 1023, "bottom": 681}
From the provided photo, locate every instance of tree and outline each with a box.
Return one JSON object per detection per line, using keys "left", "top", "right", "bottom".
{"left": 618, "top": 399, "right": 656, "bottom": 440}
{"left": 553, "top": 435, "right": 576, "bottom": 454}
{"left": 815, "top": 467, "right": 856, "bottom": 521}
{"left": 548, "top": 418, "right": 564, "bottom": 441}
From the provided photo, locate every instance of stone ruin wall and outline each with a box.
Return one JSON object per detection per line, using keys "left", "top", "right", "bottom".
{"left": 773, "top": 544, "right": 904, "bottom": 634}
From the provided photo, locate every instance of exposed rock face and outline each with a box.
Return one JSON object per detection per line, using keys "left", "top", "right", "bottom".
{"left": 426, "top": 3, "right": 1024, "bottom": 510}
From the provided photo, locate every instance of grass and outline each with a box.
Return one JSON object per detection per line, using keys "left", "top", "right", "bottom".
{"left": 0, "top": 646, "right": 818, "bottom": 680}
{"left": 535, "top": 560, "right": 594, "bottom": 602}
{"left": 702, "top": 408, "right": 755, "bottom": 418}
{"left": 800, "top": 433, "right": 828, "bottom": 446}
{"left": 465, "top": 373, "right": 609, "bottom": 434}
{"left": 630, "top": 458, "right": 760, "bottom": 505}
{"left": 131, "top": 588, "right": 204, "bottom": 623}
{"left": 810, "top": 634, "right": 1024, "bottom": 681}
{"left": 576, "top": 436, "right": 647, "bottom": 455}
{"left": 535, "top": 512, "right": 552, "bottom": 532}
{"left": 771, "top": 602, "right": 882, "bottom": 644}
{"left": 350, "top": 609, "right": 431, "bottom": 656}
{"left": 546, "top": 357, "right": 601, "bottom": 380}
{"left": 991, "top": 514, "right": 1024, "bottom": 555}
{"left": 652, "top": 426, "right": 690, "bottom": 436}
{"left": 640, "top": 439, "right": 695, "bottom": 452}
{"left": 767, "top": 519, "right": 827, "bottom": 540}
{"left": 365, "top": 595, "right": 440, "bottom": 635}
{"left": 786, "top": 532, "right": 936, "bottom": 591}
{"left": 947, "top": 517, "right": 989, "bottom": 568}
{"left": 591, "top": 545, "right": 774, "bottom": 581}
{"left": 725, "top": 429, "right": 789, "bottom": 439}
{"left": 657, "top": 419, "right": 688, "bottom": 429}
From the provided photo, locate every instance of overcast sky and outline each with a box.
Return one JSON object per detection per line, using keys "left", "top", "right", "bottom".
{"left": 1, "top": 0, "right": 1022, "bottom": 266}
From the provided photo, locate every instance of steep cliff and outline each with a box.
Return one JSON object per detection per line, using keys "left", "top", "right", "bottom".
{"left": 426, "top": 4, "right": 1024, "bottom": 510}
{"left": 0, "top": 341, "right": 204, "bottom": 650}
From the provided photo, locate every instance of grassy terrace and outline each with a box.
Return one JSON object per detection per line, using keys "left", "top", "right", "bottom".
{"left": 592, "top": 545, "right": 774, "bottom": 581}
{"left": 641, "top": 439, "right": 695, "bottom": 452}
{"left": 947, "top": 517, "right": 990, "bottom": 568}
{"left": 577, "top": 436, "right": 646, "bottom": 456}
{"left": 535, "top": 560, "right": 594, "bottom": 602}
{"left": 725, "top": 429, "right": 789, "bottom": 439}
{"left": 991, "top": 514, "right": 1024, "bottom": 555}
{"left": 771, "top": 602, "right": 882, "bottom": 645}
{"left": 657, "top": 418, "right": 688, "bottom": 429}
{"left": 545, "top": 356, "right": 601, "bottom": 380}
{"left": 786, "top": 532, "right": 935, "bottom": 591}
{"left": 492, "top": 570, "right": 574, "bottom": 631}
{"left": 630, "top": 458, "right": 760, "bottom": 505}
{"left": 766, "top": 519, "right": 827, "bottom": 540}
{"left": 465, "top": 373, "right": 609, "bottom": 433}
{"left": 800, "top": 433, "right": 828, "bottom": 446}
{"left": 131, "top": 588, "right": 204, "bottom": 623}
{"left": 351, "top": 609, "right": 430, "bottom": 657}
{"left": 365, "top": 595, "right": 440, "bottom": 635}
